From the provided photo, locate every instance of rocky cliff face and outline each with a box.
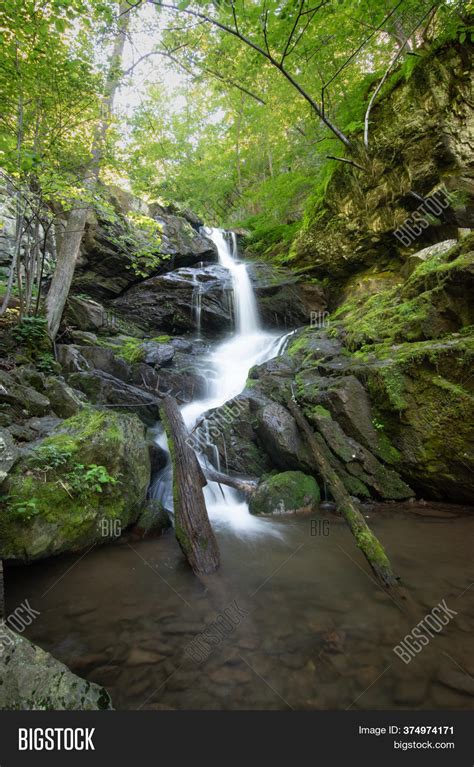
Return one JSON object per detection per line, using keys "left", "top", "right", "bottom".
{"left": 292, "top": 39, "right": 473, "bottom": 288}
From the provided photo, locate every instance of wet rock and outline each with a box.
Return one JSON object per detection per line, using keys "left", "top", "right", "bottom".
{"left": 130, "top": 362, "right": 207, "bottom": 405}
{"left": 142, "top": 341, "right": 175, "bottom": 367}
{"left": 0, "top": 627, "right": 112, "bottom": 710}
{"left": 209, "top": 666, "right": 253, "bottom": 685}
{"left": 148, "top": 439, "right": 168, "bottom": 473}
{"left": 392, "top": 676, "right": 429, "bottom": 705}
{"left": 132, "top": 499, "right": 171, "bottom": 538}
{"left": 201, "top": 397, "right": 272, "bottom": 476}
{"left": 256, "top": 401, "right": 312, "bottom": 471}
{"left": 112, "top": 265, "right": 233, "bottom": 335}
{"left": 126, "top": 648, "right": 167, "bottom": 666}
{"left": 68, "top": 370, "right": 161, "bottom": 425}
{"left": 324, "top": 375, "right": 380, "bottom": 453}
{"left": 248, "top": 264, "right": 309, "bottom": 329}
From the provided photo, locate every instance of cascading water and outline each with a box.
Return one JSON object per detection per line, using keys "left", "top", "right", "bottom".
{"left": 191, "top": 274, "right": 202, "bottom": 338}
{"left": 152, "top": 227, "right": 291, "bottom": 536}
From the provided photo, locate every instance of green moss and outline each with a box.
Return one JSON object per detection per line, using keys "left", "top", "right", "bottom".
{"left": 1, "top": 409, "right": 149, "bottom": 560}
{"left": 249, "top": 471, "right": 320, "bottom": 516}
{"left": 151, "top": 335, "right": 172, "bottom": 344}
{"left": 353, "top": 526, "right": 391, "bottom": 571}
{"left": 115, "top": 338, "right": 145, "bottom": 363}
{"left": 313, "top": 405, "right": 331, "bottom": 418}
{"left": 93, "top": 335, "right": 145, "bottom": 363}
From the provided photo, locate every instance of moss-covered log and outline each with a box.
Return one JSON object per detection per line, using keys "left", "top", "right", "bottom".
{"left": 161, "top": 395, "right": 220, "bottom": 575}
{"left": 287, "top": 399, "right": 399, "bottom": 590}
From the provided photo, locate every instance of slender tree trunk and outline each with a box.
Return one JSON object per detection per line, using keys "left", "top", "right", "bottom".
{"left": 46, "top": 1, "right": 130, "bottom": 339}
{"left": 287, "top": 399, "right": 399, "bottom": 591}
{"left": 161, "top": 396, "right": 220, "bottom": 575}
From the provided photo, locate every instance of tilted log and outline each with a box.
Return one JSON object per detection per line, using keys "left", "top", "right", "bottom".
{"left": 287, "top": 399, "right": 399, "bottom": 590}
{"left": 203, "top": 467, "right": 258, "bottom": 498}
{"left": 160, "top": 395, "right": 220, "bottom": 575}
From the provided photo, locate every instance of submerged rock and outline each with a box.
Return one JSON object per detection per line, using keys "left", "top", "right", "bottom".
{"left": 249, "top": 471, "right": 320, "bottom": 515}
{"left": 0, "top": 627, "right": 112, "bottom": 710}
{"left": 132, "top": 499, "right": 171, "bottom": 538}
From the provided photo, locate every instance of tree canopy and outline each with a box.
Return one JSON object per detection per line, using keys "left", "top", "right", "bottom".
{"left": 0, "top": 0, "right": 471, "bottom": 326}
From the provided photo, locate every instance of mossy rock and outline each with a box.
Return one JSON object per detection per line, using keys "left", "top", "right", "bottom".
{"left": 249, "top": 471, "right": 320, "bottom": 516}
{"left": 0, "top": 408, "right": 151, "bottom": 561}
{"left": 0, "top": 627, "right": 112, "bottom": 710}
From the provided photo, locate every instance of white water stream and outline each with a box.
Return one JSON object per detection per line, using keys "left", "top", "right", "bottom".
{"left": 154, "top": 227, "right": 290, "bottom": 536}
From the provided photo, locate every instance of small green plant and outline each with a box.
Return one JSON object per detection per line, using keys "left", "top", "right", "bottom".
{"left": 8, "top": 497, "right": 41, "bottom": 520}
{"left": 29, "top": 443, "right": 74, "bottom": 473}
{"left": 12, "top": 316, "right": 49, "bottom": 347}
{"left": 65, "top": 463, "right": 118, "bottom": 495}
{"left": 372, "top": 418, "right": 385, "bottom": 431}
{"left": 35, "top": 351, "right": 56, "bottom": 373}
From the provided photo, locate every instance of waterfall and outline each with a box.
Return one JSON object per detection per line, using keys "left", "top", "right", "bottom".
{"left": 208, "top": 228, "right": 260, "bottom": 335}
{"left": 191, "top": 275, "right": 202, "bottom": 337}
{"left": 152, "top": 227, "right": 290, "bottom": 536}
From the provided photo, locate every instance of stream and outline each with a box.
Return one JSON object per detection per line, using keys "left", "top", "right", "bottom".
{"left": 5, "top": 231, "right": 474, "bottom": 710}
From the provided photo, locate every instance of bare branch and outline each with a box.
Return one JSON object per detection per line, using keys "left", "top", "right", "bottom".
{"left": 321, "top": 0, "right": 405, "bottom": 115}
{"left": 149, "top": 0, "right": 352, "bottom": 147}
{"left": 327, "top": 155, "right": 365, "bottom": 171}
{"left": 280, "top": 0, "right": 305, "bottom": 65}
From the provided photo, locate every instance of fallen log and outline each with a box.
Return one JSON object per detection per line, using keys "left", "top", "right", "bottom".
{"left": 203, "top": 467, "right": 258, "bottom": 498}
{"left": 287, "top": 399, "right": 399, "bottom": 590}
{"left": 160, "top": 395, "right": 220, "bottom": 575}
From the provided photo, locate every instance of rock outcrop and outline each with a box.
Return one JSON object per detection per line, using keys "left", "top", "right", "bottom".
{"left": 291, "top": 40, "right": 473, "bottom": 288}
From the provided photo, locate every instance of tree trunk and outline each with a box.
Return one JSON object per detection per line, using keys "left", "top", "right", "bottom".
{"left": 46, "top": 0, "right": 130, "bottom": 339}
{"left": 287, "top": 399, "right": 399, "bottom": 590}
{"left": 161, "top": 396, "right": 220, "bottom": 575}
{"left": 204, "top": 467, "right": 258, "bottom": 498}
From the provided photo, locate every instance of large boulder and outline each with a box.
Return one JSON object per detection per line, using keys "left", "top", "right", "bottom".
{"left": 0, "top": 628, "right": 112, "bottom": 710}
{"left": 111, "top": 265, "right": 233, "bottom": 335}
{"left": 256, "top": 401, "right": 312, "bottom": 471}
{"left": 0, "top": 409, "right": 151, "bottom": 561}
